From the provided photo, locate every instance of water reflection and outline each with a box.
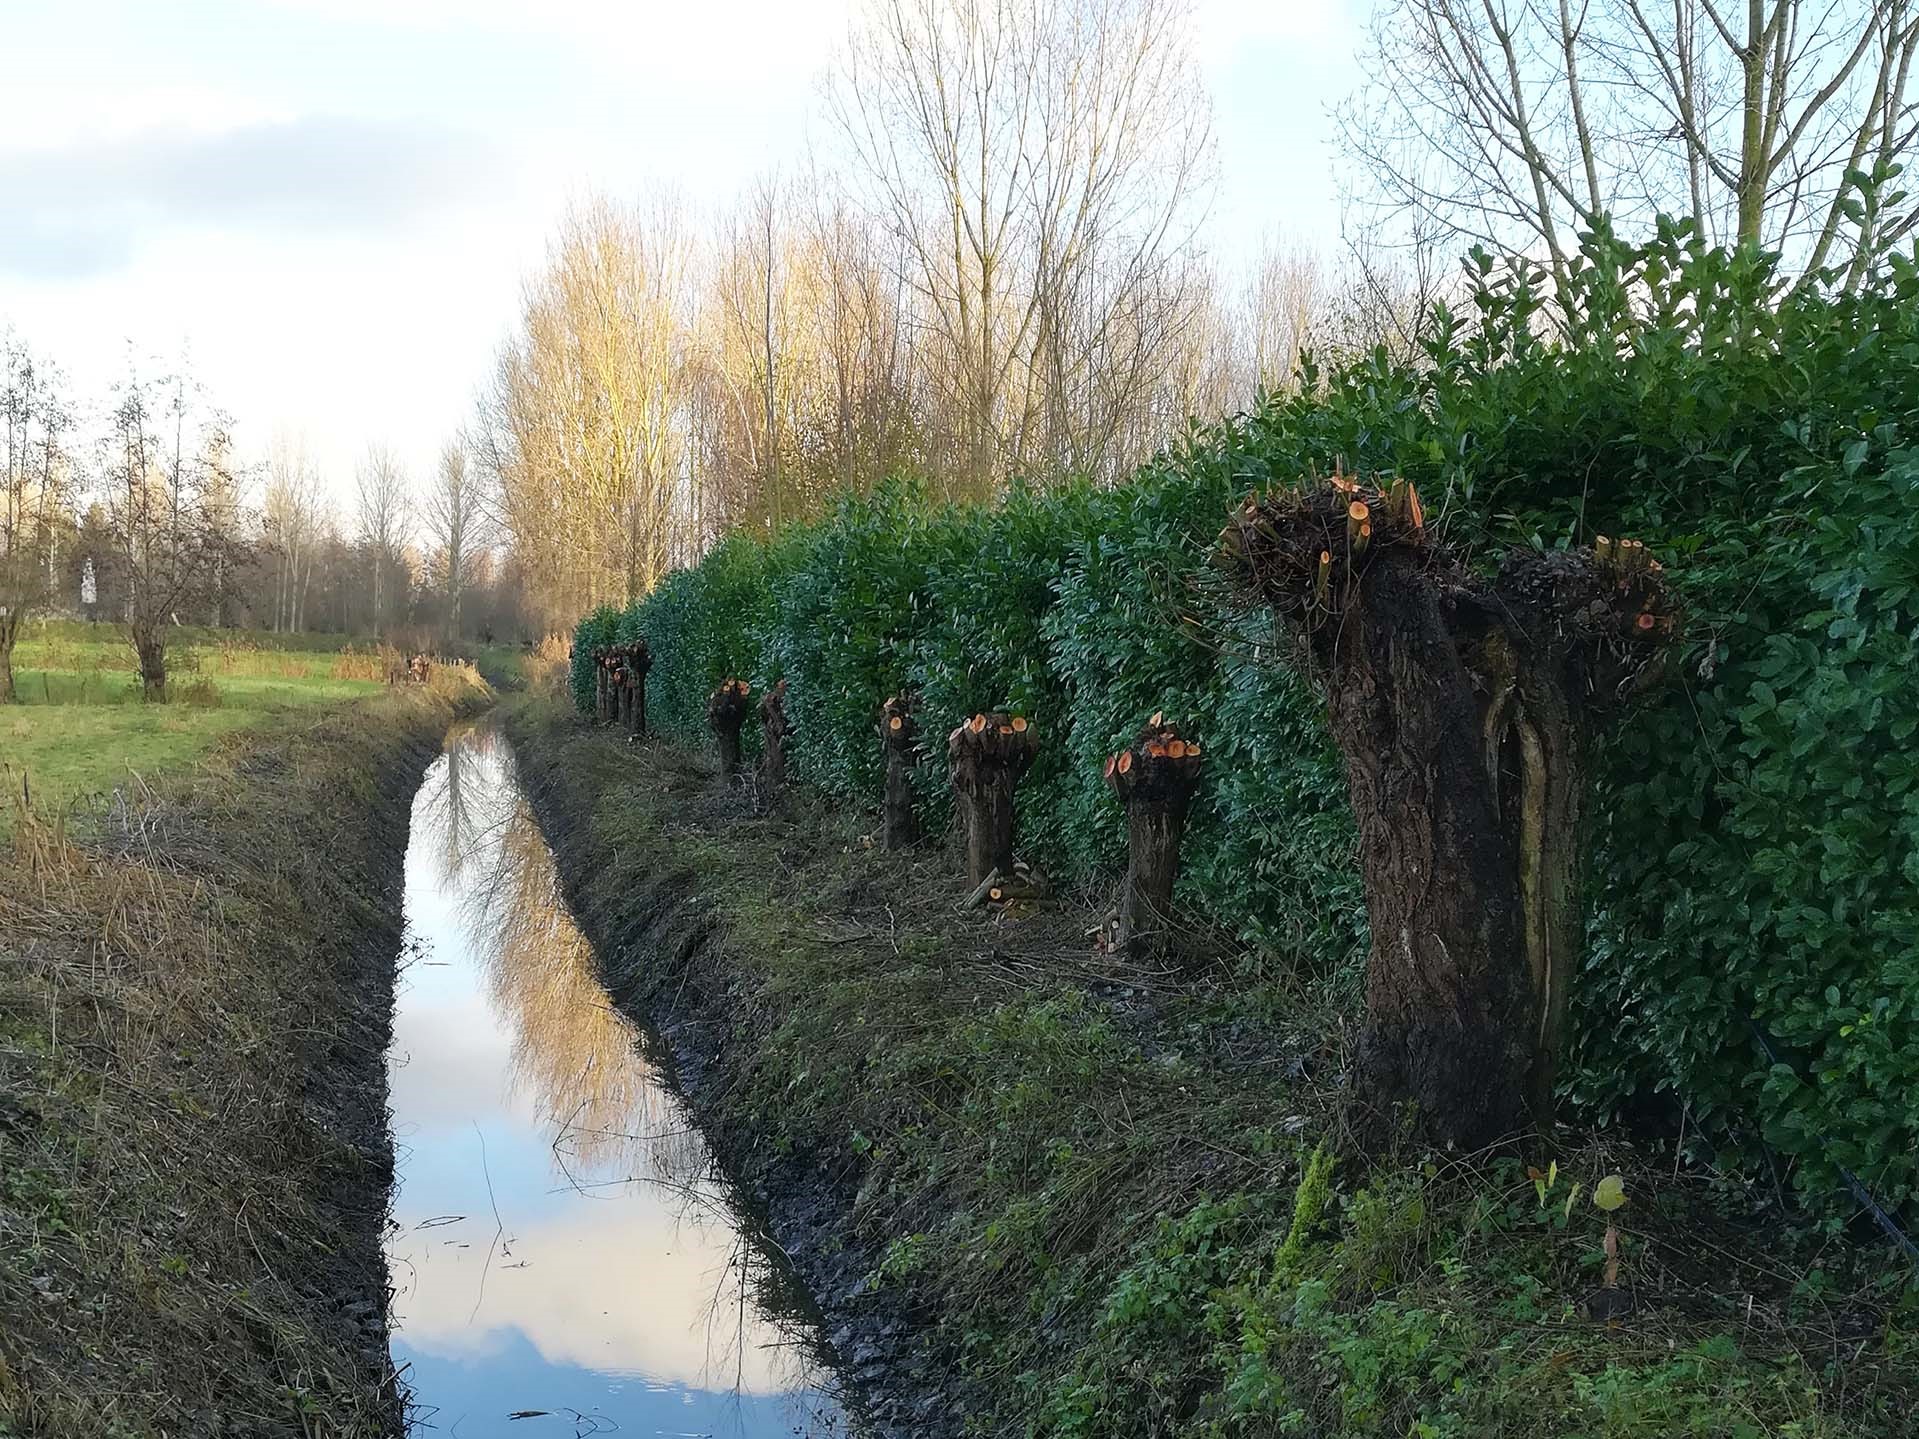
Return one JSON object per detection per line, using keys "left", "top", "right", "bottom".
{"left": 388, "top": 721, "right": 849, "bottom": 1436}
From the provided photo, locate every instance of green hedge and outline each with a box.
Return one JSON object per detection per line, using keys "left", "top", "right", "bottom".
{"left": 579, "top": 227, "right": 1919, "bottom": 1223}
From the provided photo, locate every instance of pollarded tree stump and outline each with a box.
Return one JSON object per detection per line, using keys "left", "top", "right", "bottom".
{"left": 878, "top": 694, "right": 920, "bottom": 850}
{"left": 608, "top": 640, "right": 652, "bottom": 737}
{"left": 1103, "top": 713, "right": 1204, "bottom": 958}
{"left": 759, "top": 679, "right": 790, "bottom": 807}
{"left": 708, "top": 679, "right": 752, "bottom": 783}
{"left": 948, "top": 711, "right": 1039, "bottom": 888}
{"left": 1217, "top": 473, "right": 1678, "bottom": 1147}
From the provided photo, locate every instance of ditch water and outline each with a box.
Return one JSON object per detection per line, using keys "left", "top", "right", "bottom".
{"left": 384, "top": 720, "right": 851, "bottom": 1437}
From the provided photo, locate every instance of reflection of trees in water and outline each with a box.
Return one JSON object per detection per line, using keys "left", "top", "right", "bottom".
{"left": 416, "top": 723, "right": 512, "bottom": 885}
{"left": 455, "top": 747, "right": 703, "bottom": 1182}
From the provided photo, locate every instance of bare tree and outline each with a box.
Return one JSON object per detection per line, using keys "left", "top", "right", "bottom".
{"left": 355, "top": 444, "right": 410, "bottom": 640}
{"left": 421, "top": 436, "right": 488, "bottom": 645}
{"left": 827, "top": 0, "right": 1215, "bottom": 492}
{"left": 103, "top": 364, "right": 240, "bottom": 699}
{"left": 1, "top": 335, "right": 74, "bottom": 702}
{"left": 1345, "top": 0, "right": 1919, "bottom": 298}
{"left": 262, "top": 431, "right": 327, "bottom": 634}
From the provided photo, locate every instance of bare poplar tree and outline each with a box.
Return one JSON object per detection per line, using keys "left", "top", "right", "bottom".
{"left": 355, "top": 444, "right": 410, "bottom": 640}
{"left": 1345, "top": 0, "right": 1919, "bottom": 297}
{"left": 262, "top": 430, "right": 326, "bottom": 634}
{"left": 1, "top": 335, "right": 73, "bottom": 702}
{"left": 421, "top": 435, "right": 488, "bottom": 645}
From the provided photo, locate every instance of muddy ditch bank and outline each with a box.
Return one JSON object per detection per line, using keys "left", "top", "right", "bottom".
{"left": 1, "top": 690, "right": 478, "bottom": 1437}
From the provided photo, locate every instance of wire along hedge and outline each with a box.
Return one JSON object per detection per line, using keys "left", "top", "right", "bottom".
{"left": 578, "top": 226, "right": 1919, "bottom": 1225}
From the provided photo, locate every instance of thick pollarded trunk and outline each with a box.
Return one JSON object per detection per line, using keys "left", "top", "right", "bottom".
{"left": 1105, "top": 716, "right": 1204, "bottom": 958}
{"left": 760, "top": 681, "right": 790, "bottom": 807}
{"left": 1219, "top": 481, "right": 1677, "bottom": 1149}
{"left": 949, "top": 712, "right": 1039, "bottom": 887}
{"left": 884, "top": 753, "right": 919, "bottom": 849}
{"left": 880, "top": 696, "right": 920, "bottom": 850}
{"left": 628, "top": 672, "right": 647, "bottom": 738}
{"left": 708, "top": 680, "right": 752, "bottom": 784}
{"left": 1329, "top": 556, "right": 1536, "bottom": 1145}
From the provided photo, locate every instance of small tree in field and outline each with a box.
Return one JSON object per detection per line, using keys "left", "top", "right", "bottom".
{"left": 104, "top": 368, "right": 242, "bottom": 700}
{"left": 1219, "top": 475, "right": 1677, "bottom": 1148}
{"left": 1, "top": 337, "right": 73, "bottom": 703}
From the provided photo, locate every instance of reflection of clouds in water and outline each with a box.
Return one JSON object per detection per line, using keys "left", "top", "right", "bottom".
{"left": 390, "top": 723, "right": 840, "bottom": 1425}
{"left": 392, "top": 1197, "right": 809, "bottom": 1396}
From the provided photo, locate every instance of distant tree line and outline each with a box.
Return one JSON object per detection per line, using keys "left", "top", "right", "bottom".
{"left": 0, "top": 335, "right": 534, "bottom": 701}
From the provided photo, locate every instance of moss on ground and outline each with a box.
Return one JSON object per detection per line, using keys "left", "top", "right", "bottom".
{"left": 508, "top": 697, "right": 1917, "bottom": 1439}
{"left": 0, "top": 679, "right": 485, "bottom": 1437}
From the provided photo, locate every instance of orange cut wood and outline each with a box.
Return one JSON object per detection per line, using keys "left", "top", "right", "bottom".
{"left": 1185, "top": 742, "right": 1201, "bottom": 757}
{"left": 1011, "top": 716, "right": 1028, "bottom": 733}
{"left": 889, "top": 715, "right": 903, "bottom": 731}
{"left": 1104, "top": 754, "right": 1117, "bottom": 779}
{"left": 1348, "top": 500, "right": 1370, "bottom": 522}
{"left": 1166, "top": 739, "right": 1187, "bottom": 759}
{"left": 970, "top": 713, "right": 986, "bottom": 734}
{"left": 1117, "top": 750, "right": 1133, "bottom": 774}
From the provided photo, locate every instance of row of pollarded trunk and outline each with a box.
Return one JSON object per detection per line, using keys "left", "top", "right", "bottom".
{"left": 681, "top": 466, "right": 1676, "bottom": 1157}
{"left": 593, "top": 641, "right": 652, "bottom": 736}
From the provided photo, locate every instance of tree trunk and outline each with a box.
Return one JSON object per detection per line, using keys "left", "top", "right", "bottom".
{"left": 1329, "top": 556, "right": 1536, "bottom": 1146}
{"left": 760, "top": 682, "right": 790, "bottom": 807}
{"left": 629, "top": 671, "right": 647, "bottom": 738}
{"left": 949, "top": 714, "right": 1039, "bottom": 887}
{"left": 708, "top": 681, "right": 752, "bottom": 784}
{"left": 1105, "top": 718, "right": 1203, "bottom": 959}
{"left": 134, "top": 626, "right": 168, "bottom": 702}
{"left": 880, "top": 697, "right": 920, "bottom": 849}
{"left": 0, "top": 617, "right": 17, "bottom": 703}
{"left": 1218, "top": 482, "right": 1678, "bottom": 1150}
{"left": 884, "top": 751, "right": 919, "bottom": 849}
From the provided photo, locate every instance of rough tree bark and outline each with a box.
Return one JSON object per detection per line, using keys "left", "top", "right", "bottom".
{"left": 1219, "top": 477, "right": 1676, "bottom": 1147}
{"left": 1103, "top": 713, "right": 1205, "bottom": 958}
{"left": 759, "top": 678, "right": 790, "bottom": 807}
{"left": 948, "top": 711, "right": 1040, "bottom": 887}
{"left": 622, "top": 641, "right": 652, "bottom": 738}
{"left": 708, "top": 679, "right": 752, "bottom": 784}
{"left": 132, "top": 624, "right": 168, "bottom": 702}
{"left": 879, "top": 694, "right": 921, "bottom": 850}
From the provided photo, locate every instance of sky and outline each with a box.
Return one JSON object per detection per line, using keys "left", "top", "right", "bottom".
{"left": 0, "top": 0, "right": 1365, "bottom": 511}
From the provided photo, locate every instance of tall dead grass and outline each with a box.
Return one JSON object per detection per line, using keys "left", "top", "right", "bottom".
{"left": 0, "top": 689, "right": 467, "bottom": 1434}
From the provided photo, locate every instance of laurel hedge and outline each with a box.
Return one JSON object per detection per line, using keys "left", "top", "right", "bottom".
{"left": 578, "top": 226, "right": 1919, "bottom": 1224}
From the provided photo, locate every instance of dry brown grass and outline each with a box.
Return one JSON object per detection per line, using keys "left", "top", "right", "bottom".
{"left": 0, "top": 688, "right": 470, "bottom": 1437}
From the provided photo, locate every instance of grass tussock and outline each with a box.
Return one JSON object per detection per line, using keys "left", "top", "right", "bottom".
{"left": 0, "top": 685, "right": 476, "bottom": 1437}
{"left": 507, "top": 697, "right": 1918, "bottom": 1439}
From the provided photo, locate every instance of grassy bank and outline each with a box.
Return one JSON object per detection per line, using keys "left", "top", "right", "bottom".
{"left": 1, "top": 680, "right": 483, "bottom": 1436}
{"left": 507, "top": 697, "right": 1916, "bottom": 1439}
{"left": 2, "top": 624, "right": 396, "bottom": 821}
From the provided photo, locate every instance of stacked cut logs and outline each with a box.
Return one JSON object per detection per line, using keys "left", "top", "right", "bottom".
{"left": 948, "top": 711, "right": 1039, "bottom": 888}
{"left": 878, "top": 694, "right": 920, "bottom": 850}
{"left": 759, "top": 678, "right": 790, "bottom": 806}
{"left": 707, "top": 678, "right": 753, "bottom": 782}
{"left": 1103, "top": 712, "right": 1204, "bottom": 957}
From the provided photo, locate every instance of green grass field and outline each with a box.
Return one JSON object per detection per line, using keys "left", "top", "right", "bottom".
{"left": 2, "top": 621, "right": 389, "bottom": 821}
